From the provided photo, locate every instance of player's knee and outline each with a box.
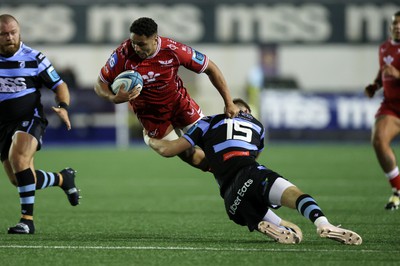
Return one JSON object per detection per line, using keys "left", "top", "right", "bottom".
{"left": 372, "top": 134, "right": 388, "bottom": 150}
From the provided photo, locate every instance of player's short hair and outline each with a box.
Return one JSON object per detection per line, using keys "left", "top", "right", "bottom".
{"left": 130, "top": 17, "right": 158, "bottom": 37}
{"left": 233, "top": 98, "right": 252, "bottom": 113}
{"left": 0, "top": 14, "right": 19, "bottom": 24}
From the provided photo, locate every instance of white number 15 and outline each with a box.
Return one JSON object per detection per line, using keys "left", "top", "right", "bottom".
{"left": 225, "top": 119, "right": 252, "bottom": 142}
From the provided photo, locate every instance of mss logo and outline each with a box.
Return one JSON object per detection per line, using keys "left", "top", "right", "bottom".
{"left": 0, "top": 77, "right": 27, "bottom": 92}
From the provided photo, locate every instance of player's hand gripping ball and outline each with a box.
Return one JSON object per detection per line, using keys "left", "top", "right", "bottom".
{"left": 111, "top": 70, "right": 143, "bottom": 94}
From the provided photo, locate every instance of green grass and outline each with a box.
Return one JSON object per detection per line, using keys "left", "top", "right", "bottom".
{"left": 0, "top": 143, "right": 399, "bottom": 266}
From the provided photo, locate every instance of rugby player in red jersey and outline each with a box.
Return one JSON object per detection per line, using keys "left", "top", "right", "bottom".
{"left": 365, "top": 11, "right": 400, "bottom": 210}
{"left": 94, "top": 17, "right": 239, "bottom": 171}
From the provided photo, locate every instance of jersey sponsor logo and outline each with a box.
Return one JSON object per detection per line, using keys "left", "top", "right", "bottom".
{"left": 192, "top": 49, "right": 205, "bottom": 65}
{"left": 108, "top": 52, "right": 118, "bottom": 68}
{"left": 148, "top": 128, "right": 159, "bottom": 138}
{"left": 167, "top": 44, "right": 178, "bottom": 50}
{"left": 186, "top": 108, "right": 195, "bottom": 116}
{"left": 229, "top": 179, "right": 254, "bottom": 215}
{"left": 182, "top": 45, "right": 194, "bottom": 54}
{"left": 21, "top": 121, "right": 30, "bottom": 127}
{"left": 142, "top": 71, "right": 161, "bottom": 83}
{"left": 158, "top": 59, "right": 174, "bottom": 66}
{"left": 37, "top": 53, "right": 45, "bottom": 61}
{"left": 223, "top": 150, "right": 250, "bottom": 161}
{"left": 0, "top": 77, "right": 27, "bottom": 92}
{"left": 383, "top": 55, "right": 394, "bottom": 65}
{"left": 46, "top": 66, "right": 60, "bottom": 82}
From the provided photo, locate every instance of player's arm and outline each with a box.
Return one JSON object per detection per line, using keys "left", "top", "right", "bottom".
{"left": 149, "top": 137, "right": 192, "bottom": 157}
{"left": 94, "top": 76, "right": 131, "bottom": 104}
{"left": 365, "top": 69, "right": 382, "bottom": 98}
{"left": 203, "top": 60, "right": 239, "bottom": 118}
{"left": 52, "top": 82, "right": 71, "bottom": 130}
{"left": 382, "top": 64, "right": 400, "bottom": 79}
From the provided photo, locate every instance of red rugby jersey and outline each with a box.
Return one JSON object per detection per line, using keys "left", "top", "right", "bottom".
{"left": 100, "top": 36, "right": 209, "bottom": 110}
{"left": 378, "top": 39, "right": 400, "bottom": 101}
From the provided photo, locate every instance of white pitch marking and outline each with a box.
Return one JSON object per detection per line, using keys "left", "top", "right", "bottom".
{"left": 0, "top": 245, "right": 386, "bottom": 253}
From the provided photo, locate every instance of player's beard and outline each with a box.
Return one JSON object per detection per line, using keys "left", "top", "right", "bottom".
{"left": 0, "top": 36, "right": 20, "bottom": 57}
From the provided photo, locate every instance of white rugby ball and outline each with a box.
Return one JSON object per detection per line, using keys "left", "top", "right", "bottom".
{"left": 111, "top": 70, "right": 143, "bottom": 94}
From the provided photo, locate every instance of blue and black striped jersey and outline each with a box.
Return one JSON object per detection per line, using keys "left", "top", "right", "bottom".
{"left": 0, "top": 42, "right": 63, "bottom": 121}
{"left": 184, "top": 111, "right": 265, "bottom": 191}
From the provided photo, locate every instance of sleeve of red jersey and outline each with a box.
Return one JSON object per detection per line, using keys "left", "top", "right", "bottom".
{"left": 175, "top": 42, "right": 209, "bottom": 74}
{"left": 99, "top": 50, "right": 125, "bottom": 85}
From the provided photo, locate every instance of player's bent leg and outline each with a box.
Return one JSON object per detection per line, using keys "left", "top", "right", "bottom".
{"left": 257, "top": 220, "right": 302, "bottom": 244}
{"left": 317, "top": 223, "right": 362, "bottom": 245}
{"left": 59, "top": 167, "right": 81, "bottom": 206}
{"left": 372, "top": 116, "right": 400, "bottom": 209}
{"left": 2, "top": 160, "right": 18, "bottom": 186}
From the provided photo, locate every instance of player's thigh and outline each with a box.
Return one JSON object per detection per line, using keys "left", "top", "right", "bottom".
{"left": 373, "top": 115, "right": 400, "bottom": 143}
{"left": 9, "top": 132, "right": 38, "bottom": 163}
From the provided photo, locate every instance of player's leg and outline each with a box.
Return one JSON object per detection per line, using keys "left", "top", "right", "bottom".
{"left": 4, "top": 159, "right": 79, "bottom": 205}
{"left": 371, "top": 115, "right": 400, "bottom": 210}
{"left": 3, "top": 142, "right": 80, "bottom": 206}
{"left": 35, "top": 167, "right": 81, "bottom": 206}
{"left": 172, "top": 94, "right": 211, "bottom": 172}
{"left": 7, "top": 131, "right": 38, "bottom": 234}
{"left": 268, "top": 178, "right": 362, "bottom": 245}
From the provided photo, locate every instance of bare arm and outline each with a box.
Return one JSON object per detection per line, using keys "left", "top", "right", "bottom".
{"left": 204, "top": 60, "right": 239, "bottom": 118}
{"left": 148, "top": 137, "right": 192, "bottom": 157}
{"left": 94, "top": 76, "right": 139, "bottom": 104}
{"left": 52, "top": 82, "right": 71, "bottom": 130}
{"left": 365, "top": 69, "right": 382, "bottom": 98}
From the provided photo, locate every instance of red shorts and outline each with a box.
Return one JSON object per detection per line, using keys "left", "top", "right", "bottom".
{"left": 132, "top": 93, "right": 204, "bottom": 139}
{"left": 375, "top": 100, "right": 400, "bottom": 119}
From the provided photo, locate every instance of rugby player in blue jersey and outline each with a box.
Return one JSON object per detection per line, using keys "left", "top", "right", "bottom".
{"left": 148, "top": 99, "right": 362, "bottom": 245}
{"left": 0, "top": 14, "right": 80, "bottom": 234}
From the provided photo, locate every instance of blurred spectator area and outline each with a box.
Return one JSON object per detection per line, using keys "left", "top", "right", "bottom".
{"left": 40, "top": 88, "right": 118, "bottom": 144}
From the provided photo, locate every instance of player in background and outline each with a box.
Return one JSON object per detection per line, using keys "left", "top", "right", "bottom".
{"left": 365, "top": 11, "right": 400, "bottom": 210}
{"left": 94, "top": 17, "right": 239, "bottom": 171}
{"left": 0, "top": 14, "right": 80, "bottom": 234}
{"left": 148, "top": 99, "right": 362, "bottom": 245}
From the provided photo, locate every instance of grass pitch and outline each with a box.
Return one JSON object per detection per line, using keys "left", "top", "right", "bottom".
{"left": 0, "top": 143, "right": 399, "bottom": 266}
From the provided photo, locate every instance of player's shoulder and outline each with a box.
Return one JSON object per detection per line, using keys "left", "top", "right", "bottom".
{"left": 19, "top": 43, "right": 40, "bottom": 57}
{"left": 115, "top": 39, "right": 134, "bottom": 57}
{"left": 379, "top": 39, "right": 395, "bottom": 50}
{"left": 159, "top": 36, "right": 188, "bottom": 52}
{"left": 17, "top": 43, "right": 48, "bottom": 63}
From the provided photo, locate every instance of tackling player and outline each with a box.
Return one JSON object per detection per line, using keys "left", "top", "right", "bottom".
{"left": 0, "top": 14, "right": 80, "bottom": 234}
{"left": 365, "top": 11, "right": 400, "bottom": 210}
{"left": 148, "top": 99, "right": 362, "bottom": 245}
{"left": 94, "top": 17, "right": 239, "bottom": 171}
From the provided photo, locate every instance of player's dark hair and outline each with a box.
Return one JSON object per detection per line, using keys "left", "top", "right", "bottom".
{"left": 130, "top": 17, "right": 158, "bottom": 37}
{"left": 233, "top": 98, "right": 251, "bottom": 113}
{"left": 394, "top": 11, "right": 400, "bottom": 17}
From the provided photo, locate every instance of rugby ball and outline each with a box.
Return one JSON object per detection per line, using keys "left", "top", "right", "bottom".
{"left": 111, "top": 70, "right": 143, "bottom": 94}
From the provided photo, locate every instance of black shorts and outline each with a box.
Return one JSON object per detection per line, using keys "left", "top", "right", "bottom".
{"left": 0, "top": 115, "right": 47, "bottom": 162}
{"left": 222, "top": 164, "right": 282, "bottom": 231}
